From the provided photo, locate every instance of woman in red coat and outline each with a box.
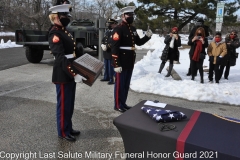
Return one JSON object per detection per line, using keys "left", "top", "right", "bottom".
{"left": 188, "top": 27, "right": 208, "bottom": 83}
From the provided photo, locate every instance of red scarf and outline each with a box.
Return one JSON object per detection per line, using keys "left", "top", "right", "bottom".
{"left": 192, "top": 40, "right": 202, "bottom": 62}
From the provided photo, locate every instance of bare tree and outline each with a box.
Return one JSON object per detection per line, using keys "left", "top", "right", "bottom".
{"left": 91, "top": 0, "right": 127, "bottom": 19}
{"left": 0, "top": 0, "right": 129, "bottom": 31}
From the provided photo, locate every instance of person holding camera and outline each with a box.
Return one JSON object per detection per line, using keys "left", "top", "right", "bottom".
{"left": 186, "top": 18, "right": 210, "bottom": 76}
{"left": 158, "top": 27, "right": 181, "bottom": 77}
{"left": 188, "top": 27, "right": 208, "bottom": 83}
{"left": 207, "top": 32, "right": 227, "bottom": 84}
{"left": 219, "top": 30, "right": 240, "bottom": 80}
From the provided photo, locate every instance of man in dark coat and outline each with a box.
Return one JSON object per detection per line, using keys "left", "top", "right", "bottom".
{"left": 111, "top": 6, "right": 152, "bottom": 113}
{"left": 219, "top": 30, "right": 240, "bottom": 80}
{"left": 100, "top": 18, "right": 118, "bottom": 84}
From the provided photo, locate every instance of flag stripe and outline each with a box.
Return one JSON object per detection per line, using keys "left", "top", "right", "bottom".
{"left": 176, "top": 111, "right": 201, "bottom": 160}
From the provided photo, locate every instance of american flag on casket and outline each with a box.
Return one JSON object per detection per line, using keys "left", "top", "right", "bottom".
{"left": 141, "top": 106, "right": 187, "bottom": 123}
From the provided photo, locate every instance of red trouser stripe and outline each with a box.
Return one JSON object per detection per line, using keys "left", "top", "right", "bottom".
{"left": 176, "top": 111, "right": 201, "bottom": 160}
{"left": 60, "top": 84, "right": 66, "bottom": 137}
{"left": 116, "top": 73, "right": 120, "bottom": 109}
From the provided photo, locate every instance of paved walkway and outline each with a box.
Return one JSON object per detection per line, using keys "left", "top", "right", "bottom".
{"left": 0, "top": 56, "right": 239, "bottom": 160}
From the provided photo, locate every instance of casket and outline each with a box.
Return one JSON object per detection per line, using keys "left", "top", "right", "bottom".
{"left": 73, "top": 54, "right": 104, "bottom": 86}
{"left": 113, "top": 100, "right": 240, "bottom": 160}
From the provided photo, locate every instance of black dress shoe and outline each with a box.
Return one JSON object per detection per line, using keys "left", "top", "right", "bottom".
{"left": 100, "top": 79, "right": 109, "bottom": 82}
{"left": 114, "top": 108, "right": 126, "bottom": 113}
{"left": 108, "top": 81, "right": 115, "bottom": 85}
{"left": 70, "top": 130, "right": 81, "bottom": 136}
{"left": 58, "top": 134, "right": 76, "bottom": 142}
{"left": 124, "top": 105, "right": 132, "bottom": 110}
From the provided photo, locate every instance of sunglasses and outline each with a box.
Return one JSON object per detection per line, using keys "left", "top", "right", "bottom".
{"left": 230, "top": 33, "right": 236, "bottom": 36}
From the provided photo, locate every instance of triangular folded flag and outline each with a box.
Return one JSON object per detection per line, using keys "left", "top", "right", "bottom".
{"left": 141, "top": 106, "right": 187, "bottom": 123}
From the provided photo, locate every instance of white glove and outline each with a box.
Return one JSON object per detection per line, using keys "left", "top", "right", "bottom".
{"left": 74, "top": 74, "right": 87, "bottom": 83}
{"left": 101, "top": 44, "right": 107, "bottom": 51}
{"left": 114, "top": 67, "right": 122, "bottom": 73}
{"left": 145, "top": 29, "right": 153, "bottom": 37}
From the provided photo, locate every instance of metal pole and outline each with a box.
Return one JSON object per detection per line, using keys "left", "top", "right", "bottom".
{"left": 98, "top": 18, "right": 105, "bottom": 62}
{"left": 97, "top": 18, "right": 106, "bottom": 75}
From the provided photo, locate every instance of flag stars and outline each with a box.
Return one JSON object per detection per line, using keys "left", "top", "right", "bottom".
{"left": 180, "top": 112, "right": 185, "bottom": 116}
{"left": 153, "top": 113, "right": 157, "bottom": 118}
{"left": 146, "top": 109, "right": 151, "bottom": 113}
{"left": 168, "top": 113, "right": 174, "bottom": 119}
{"left": 156, "top": 115, "right": 162, "bottom": 121}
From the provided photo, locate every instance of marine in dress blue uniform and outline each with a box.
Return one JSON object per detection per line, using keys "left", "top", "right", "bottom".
{"left": 48, "top": 4, "right": 86, "bottom": 142}
{"left": 111, "top": 6, "right": 152, "bottom": 113}
{"left": 100, "top": 18, "right": 118, "bottom": 85}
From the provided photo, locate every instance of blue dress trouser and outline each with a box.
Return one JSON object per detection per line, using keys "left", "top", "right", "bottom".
{"left": 103, "top": 59, "right": 114, "bottom": 82}
{"left": 55, "top": 81, "right": 76, "bottom": 137}
{"left": 114, "top": 70, "right": 133, "bottom": 109}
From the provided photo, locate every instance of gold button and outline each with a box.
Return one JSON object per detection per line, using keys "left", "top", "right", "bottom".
{"left": 65, "top": 31, "right": 67, "bottom": 33}
{"left": 73, "top": 73, "right": 76, "bottom": 76}
{"left": 74, "top": 42, "right": 76, "bottom": 45}
{"left": 71, "top": 70, "right": 73, "bottom": 72}
{"left": 116, "top": 62, "right": 118, "bottom": 63}
{"left": 72, "top": 38, "right": 74, "bottom": 40}
{"left": 68, "top": 67, "right": 71, "bottom": 69}
{"left": 123, "top": 53, "right": 125, "bottom": 54}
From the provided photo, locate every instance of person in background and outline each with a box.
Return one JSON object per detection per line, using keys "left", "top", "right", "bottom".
{"left": 100, "top": 18, "right": 118, "bottom": 85}
{"left": 48, "top": 4, "right": 86, "bottom": 142}
{"left": 158, "top": 27, "right": 181, "bottom": 77}
{"left": 188, "top": 27, "right": 208, "bottom": 83}
{"left": 219, "top": 30, "right": 240, "bottom": 80}
{"left": 207, "top": 32, "right": 227, "bottom": 84}
{"left": 111, "top": 6, "right": 152, "bottom": 113}
{"left": 186, "top": 18, "right": 210, "bottom": 76}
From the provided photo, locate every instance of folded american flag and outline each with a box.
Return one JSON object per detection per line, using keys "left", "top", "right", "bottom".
{"left": 141, "top": 106, "right": 187, "bottom": 123}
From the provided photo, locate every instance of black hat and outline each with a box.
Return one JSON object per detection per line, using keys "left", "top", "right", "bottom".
{"left": 215, "top": 32, "right": 222, "bottom": 36}
{"left": 197, "top": 18, "right": 204, "bottom": 23}
{"left": 231, "top": 30, "right": 238, "bottom": 34}
{"left": 107, "top": 18, "right": 118, "bottom": 24}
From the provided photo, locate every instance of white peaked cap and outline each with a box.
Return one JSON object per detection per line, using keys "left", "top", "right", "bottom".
{"left": 49, "top": 4, "right": 71, "bottom": 13}
{"left": 120, "top": 6, "right": 136, "bottom": 14}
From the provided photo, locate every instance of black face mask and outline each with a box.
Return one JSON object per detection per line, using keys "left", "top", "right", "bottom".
{"left": 172, "top": 32, "right": 177, "bottom": 34}
{"left": 197, "top": 33, "right": 202, "bottom": 36}
{"left": 126, "top": 17, "right": 134, "bottom": 24}
{"left": 60, "top": 17, "right": 70, "bottom": 27}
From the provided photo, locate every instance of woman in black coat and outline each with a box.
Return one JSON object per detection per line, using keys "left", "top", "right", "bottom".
{"left": 158, "top": 27, "right": 181, "bottom": 77}
{"left": 219, "top": 30, "right": 240, "bottom": 80}
{"left": 188, "top": 27, "right": 208, "bottom": 83}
